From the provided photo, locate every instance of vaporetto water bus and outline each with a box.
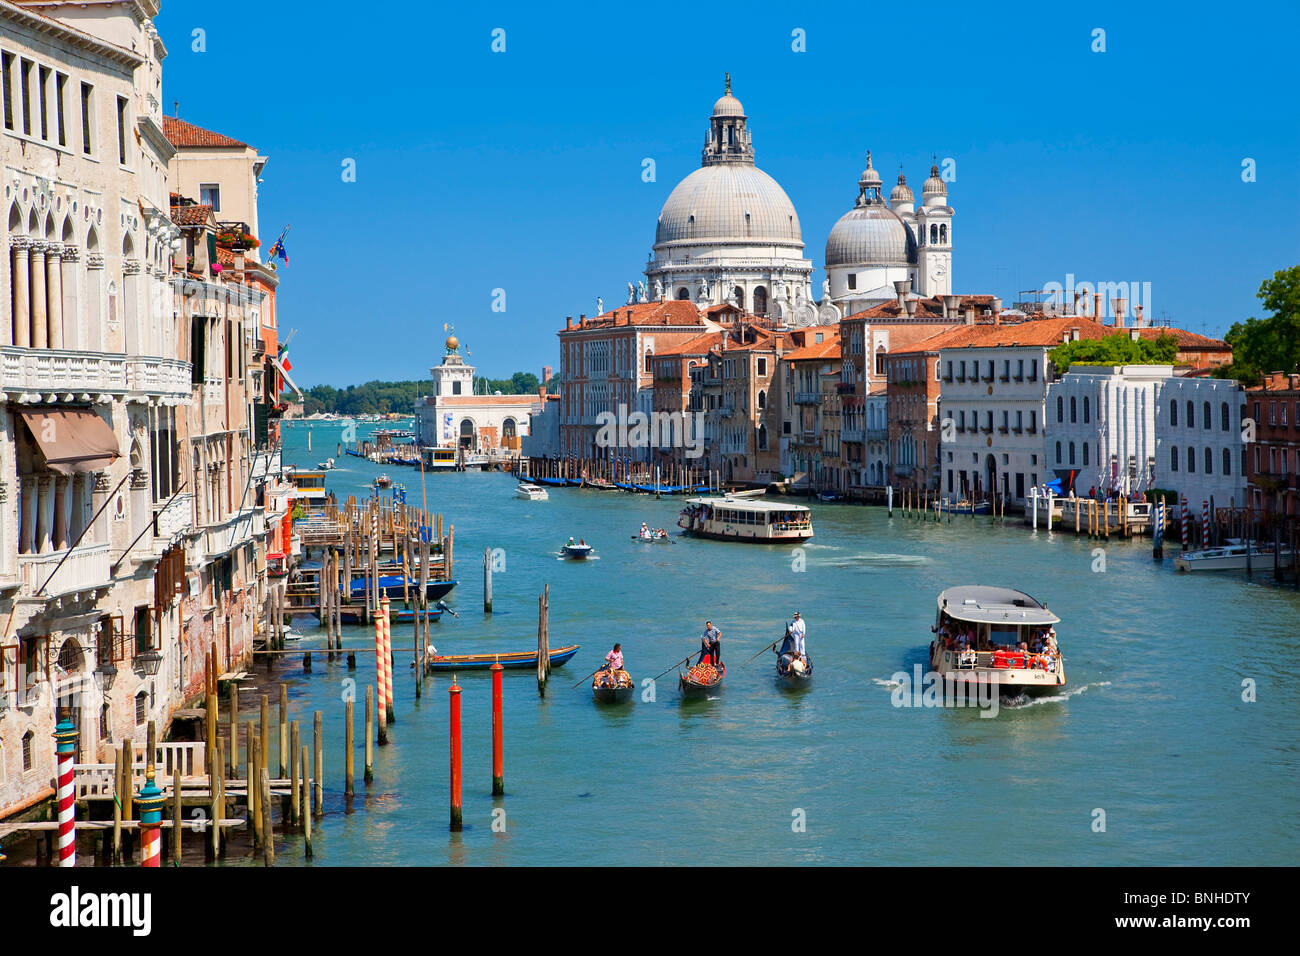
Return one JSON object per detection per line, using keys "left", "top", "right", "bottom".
{"left": 930, "top": 586, "right": 1066, "bottom": 696}
{"left": 677, "top": 496, "right": 814, "bottom": 542}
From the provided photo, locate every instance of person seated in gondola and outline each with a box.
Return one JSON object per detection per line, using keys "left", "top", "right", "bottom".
{"left": 640, "top": 522, "right": 650, "bottom": 539}
{"left": 699, "top": 621, "right": 721, "bottom": 667}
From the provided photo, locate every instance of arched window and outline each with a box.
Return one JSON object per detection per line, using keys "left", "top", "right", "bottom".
{"left": 1057, "top": 396, "right": 1064, "bottom": 422}
{"left": 1223, "top": 447, "right": 1231, "bottom": 475}
{"left": 1083, "top": 397, "right": 1090, "bottom": 423}
{"left": 1187, "top": 446, "right": 1195, "bottom": 473}
{"left": 929, "top": 224, "right": 938, "bottom": 244}
{"left": 1170, "top": 400, "right": 1178, "bottom": 426}
{"left": 1170, "top": 445, "right": 1179, "bottom": 472}
{"left": 676, "top": 287, "right": 690, "bottom": 300}
{"left": 1186, "top": 401, "right": 1194, "bottom": 427}
{"left": 939, "top": 223, "right": 947, "bottom": 244}
{"left": 1203, "top": 401, "right": 1211, "bottom": 429}
{"left": 502, "top": 418, "right": 517, "bottom": 440}
{"left": 753, "top": 286, "right": 768, "bottom": 315}
{"left": 757, "top": 390, "right": 766, "bottom": 410}
{"left": 1055, "top": 441, "right": 1062, "bottom": 464}
{"left": 1204, "top": 446, "right": 1213, "bottom": 474}
{"left": 732, "top": 286, "right": 745, "bottom": 309}
{"left": 1083, "top": 443, "right": 1090, "bottom": 466}
{"left": 1070, "top": 397, "right": 1077, "bottom": 423}
{"left": 1069, "top": 442, "right": 1076, "bottom": 465}
{"left": 1221, "top": 402, "right": 1230, "bottom": 431}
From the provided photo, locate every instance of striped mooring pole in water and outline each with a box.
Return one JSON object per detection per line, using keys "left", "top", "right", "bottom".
{"left": 491, "top": 662, "right": 504, "bottom": 796}
{"left": 1201, "top": 500, "right": 1210, "bottom": 547}
{"left": 54, "top": 711, "right": 78, "bottom": 867}
{"left": 137, "top": 767, "right": 166, "bottom": 868}
{"left": 1180, "top": 496, "right": 1189, "bottom": 549}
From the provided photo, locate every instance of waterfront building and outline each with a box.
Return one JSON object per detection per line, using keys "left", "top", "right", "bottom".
{"left": 648, "top": 328, "right": 724, "bottom": 471}
{"left": 1244, "top": 372, "right": 1300, "bottom": 516}
{"left": 0, "top": 0, "right": 195, "bottom": 810}
{"left": 645, "top": 77, "right": 815, "bottom": 321}
{"left": 519, "top": 385, "right": 560, "bottom": 459}
{"left": 1153, "top": 375, "right": 1247, "bottom": 511}
{"left": 414, "top": 334, "right": 537, "bottom": 454}
{"left": 1045, "top": 364, "right": 1172, "bottom": 496}
{"left": 556, "top": 300, "right": 709, "bottom": 461}
{"left": 692, "top": 323, "right": 786, "bottom": 484}
{"left": 937, "top": 316, "right": 1111, "bottom": 504}
{"left": 884, "top": 345, "right": 942, "bottom": 491}
{"left": 776, "top": 328, "right": 839, "bottom": 486}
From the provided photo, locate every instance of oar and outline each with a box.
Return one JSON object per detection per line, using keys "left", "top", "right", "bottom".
{"left": 649, "top": 654, "right": 694, "bottom": 682}
{"left": 571, "top": 663, "right": 611, "bottom": 689}
{"left": 741, "top": 639, "right": 781, "bottom": 667}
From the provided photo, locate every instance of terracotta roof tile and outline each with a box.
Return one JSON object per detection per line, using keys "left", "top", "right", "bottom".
{"left": 163, "top": 116, "right": 250, "bottom": 149}
{"left": 783, "top": 333, "right": 841, "bottom": 362}
{"left": 1132, "top": 326, "right": 1228, "bottom": 349}
{"left": 572, "top": 300, "right": 704, "bottom": 330}
{"left": 170, "top": 203, "right": 213, "bottom": 226}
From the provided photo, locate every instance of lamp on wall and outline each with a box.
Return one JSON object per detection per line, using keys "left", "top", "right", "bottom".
{"left": 134, "top": 648, "right": 163, "bottom": 676}
{"left": 95, "top": 660, "right": 118, "bottom": 693}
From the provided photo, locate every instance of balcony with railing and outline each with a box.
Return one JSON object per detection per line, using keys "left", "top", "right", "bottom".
{"left": 841, "top": 427, "right": 864, "bottom": 442}
{"left": 794, "top": 391, "right": 822, "bottom": 405}
{"left": 251, "top": 450, "right": 281, "bottom": 481}
{"left": 202, "top": 508, "right": 266, "bottom": 560}
{"left": 867, "top": 427, "right": 889, "bottom": 441}
{"left": 153, "top": 492, "right": 194, "bottom": 546}
{"left": 2, "top": 347, "right": 128, "bottom": 400}
{"left": 204, "top": 378, "right": 223, "bottom": 406}
{"left": 128, "top": 356, "right": 193, "bottom": 403}
{"left": 18, "top": 542, "right": 112, "bottom": 599}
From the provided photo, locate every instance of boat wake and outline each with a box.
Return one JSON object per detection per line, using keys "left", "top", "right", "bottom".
{"left": 823, "top": 553, "right": 930, "bottom": 568}
{"left": 1001, "top": 681, "right": 1111, "bottom": 708}
{"left": 872, "top": 677, "right": 904, "bottom": 689}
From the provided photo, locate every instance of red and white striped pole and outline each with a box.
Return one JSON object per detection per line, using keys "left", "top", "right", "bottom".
{"left": 136, "top": 767, "right": 165, "bottom": 868}
{"left": 1201, "top": 499, "right": 1210, "bottom": 547}
{"left": 449, "top": 675, "right": 462, "bottom": 831}
{"left": 53, "top": 712, "right": 78, "bottom": 867}
{"left": 1180, "top": 496, "right": 1189, "bottom": 548}
{"left": 381, "top": 596, "right": 394, "bottom": 722}
{"left": 375, "top": 601, "right": 388, "bottom": 744}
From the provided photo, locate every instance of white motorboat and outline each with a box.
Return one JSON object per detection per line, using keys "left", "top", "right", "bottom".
{"left": 931, "top": 586, "right": 1066, "bottom": 697}
{"left": 1173, "top": 541, "right": 1294, "bottom": 572}
{"left": 560, "top": 541, "right": 594, "bottom": 559}
{"left": 516, "top": 482, "right": 549, "bottom": 502}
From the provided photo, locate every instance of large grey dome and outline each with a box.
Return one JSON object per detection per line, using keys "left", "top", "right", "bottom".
{"left": 655, "top": 164, "right": 803, "bottom": 248}
{"left": 825, "top": 204, "right": 917, "bottom": 268}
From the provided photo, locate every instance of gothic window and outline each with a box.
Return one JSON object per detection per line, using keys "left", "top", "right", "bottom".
{"left": 930, "top": 224, "right": 938, "bottom": 244}
{"left": 1057, "top": 396, "right": 1064, "bottom": 422}
{"left": 1083, "top": 397, "right": 1090, "bottom": 423}
{"left": 1070, "top": 397, "right": 1077, "bottom": 423}
{"left": 1203, "top": 401, "right": 1211, "bottom": 429}
{"left": 1220, "top": 402, "right": 1230, "bottom": 431}
{"left": 1204, "top": 446, "right": 1213, "bottom": 474}
{"left": 1170, "top": 400, "right": 1177, "bottom": 426}
{"left": 1187, "top": 446, "right": 1195, "bottom": 473}
{"left": 1223, "top": 447, "right": 1231, "bottom": 475}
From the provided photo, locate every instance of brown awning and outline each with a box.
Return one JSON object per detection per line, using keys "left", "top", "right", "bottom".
{"left": 21, "top": 409, "right": 120, "bottom": 475}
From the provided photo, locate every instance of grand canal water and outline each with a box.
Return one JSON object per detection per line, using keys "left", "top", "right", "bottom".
{"left": 259, "top": 420, "right": 1299, "bottom": 866}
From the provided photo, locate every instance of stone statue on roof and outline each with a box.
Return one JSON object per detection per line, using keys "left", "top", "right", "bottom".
{"left": 637, "top": 279, "right": 647, "bottom": 303}
{"left": 627, "top": 282, "right": 636, "bottom": 305}
{"left": 653, "top": 278, "right": 663, "bottom": 301}
{"left": 597, "top": 296, "right": 603, "bottom": 315}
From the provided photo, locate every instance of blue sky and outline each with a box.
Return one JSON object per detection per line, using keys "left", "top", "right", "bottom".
{"left": 159, "top": 0, "right": 1300, "bottom": 387}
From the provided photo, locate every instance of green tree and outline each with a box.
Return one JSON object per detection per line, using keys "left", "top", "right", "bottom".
{"left": 1215, "top": 265, "right": 1300, "bottom": 385}
{"left": 1049, "top": 332, "right": 1179, "bottom": 372}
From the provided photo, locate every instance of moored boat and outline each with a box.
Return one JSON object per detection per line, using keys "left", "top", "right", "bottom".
{"left": 516, "top": 482, "right": 549, "bottom": 501}
{"left": 677, "top": 495, "right": 813, "bottom": 542}
{"left": 930, "top": 586, "right": 1065, "bottom": 697}
{"left": 678, "top": 660, "right": 725, "bottom": 697}
{"left": 592, "top": 668, "right": 634, "bottom": 703}
{"left": 424, "top": 644, "right": 580, "bottom": 671}
{"left": 1173, "top": 541, "right": 1294, "bottom": 572}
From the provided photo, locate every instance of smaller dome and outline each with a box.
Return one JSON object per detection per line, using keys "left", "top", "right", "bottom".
{"left": 890, "top": 173, "right": 913, "bottom": 204}
{"left": 712, "top": 92, "right": 745, "bottom": 117}
{"left": 923, "top": 163, "right": 946, "bottom": 197}
{"left": 858, "top": 151, "right": 882, "bottom": 191}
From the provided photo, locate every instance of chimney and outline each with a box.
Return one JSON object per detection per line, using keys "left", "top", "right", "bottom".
{"left": 893, "top": 279, "right": 909, "bottom": 311}
{"left": 579, "top": 314, "right": 586, "bottom": 328}
{"left": 1072, "top": 291, "right": 1081, "bottom": 315}
{"left": 539, "top": 385, "right": 547, "bottom": 400}
{"left": 904, "top": 298, "right": 917, "bottom": 317}
{"left": 943, "top": 294, "right": 962, "bottom": 320}
{"left": 1135, "top": 304, "right": 1144, "bottom": 328}
{"left": 1093, "top": 292, "right": 1102, "bottom": 320}
{"left": 565, "top": 315, "right": 573, "bottom": 330}
{"left": 1114, "top": 297, "right": 1127, "bottom": 329}
{"left": 965, "top": 307, "right": 975, "bottom": 326}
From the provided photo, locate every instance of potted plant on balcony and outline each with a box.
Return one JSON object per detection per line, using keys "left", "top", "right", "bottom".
{"left": 216, "top": 230, "right": 260, "bottom": 251}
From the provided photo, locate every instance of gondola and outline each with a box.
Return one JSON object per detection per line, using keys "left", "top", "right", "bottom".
{"left": 346, "top": 576, "right": 457, "bottom": 602}
{"left": 678, "top": 660, "right": 725, "bottom": 698}
{"left": 424, "top": 644, "right": 580, "bottom": 672}
{"left": 592, "top": 668, "right": 634, "bottom": 703}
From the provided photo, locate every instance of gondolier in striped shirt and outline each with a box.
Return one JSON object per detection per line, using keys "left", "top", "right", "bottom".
{"left": 699, "top": 621, "right": 721, "bottom": 667}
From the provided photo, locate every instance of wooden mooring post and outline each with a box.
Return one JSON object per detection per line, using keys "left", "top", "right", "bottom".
{"left": 345, "top": 697, "right": 355, "bottom": 796}
{"left": 365, "top": 685, "right": 375, "bottom": 781}
{"left": 537, "top": 584, "right": 550, "bottom": 697}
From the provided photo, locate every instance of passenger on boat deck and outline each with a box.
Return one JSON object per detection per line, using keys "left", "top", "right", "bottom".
{"left": 567, "top": 537, "right": 575, "bottom": 546}
{"left": 789, "top": 612, "right": 806, "bottom": 656}
{"left": 699, "top": 621, "right": 722, "bottom": 666}
{"left": 605, "top": 643, "right": 624, "bottom": 671}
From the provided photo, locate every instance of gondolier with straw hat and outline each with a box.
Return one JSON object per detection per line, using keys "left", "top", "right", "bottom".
{"left": 789, "top": 612, "right": 806, "bottom": 657}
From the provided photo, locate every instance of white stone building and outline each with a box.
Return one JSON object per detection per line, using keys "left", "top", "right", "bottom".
{"left": 1154, "top": 376, "right": 1247, "bottom": 509}
{"left": 1045, "top": 365, "right": 1171, "bottom": 496}
{"left": 414, "top": 334, "right": 534, "bottom": 453}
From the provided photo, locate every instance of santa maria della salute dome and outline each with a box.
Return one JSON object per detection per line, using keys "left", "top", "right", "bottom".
{"left": 642, "top": 76, "right": 955, "bottom": 326}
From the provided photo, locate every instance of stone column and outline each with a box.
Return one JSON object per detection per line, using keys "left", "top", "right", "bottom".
{"left": 19, "top": 475, "right": 37, "bottom": 554}
{"left": 52, "top": 475, "right": 69, "bottom": 550}
{"left": 37, "top": 475, "right": 55, "bottom": 554}
{"left": 30, "top": 242, "right": 48, "bottom": 349}
{"left": 10, "top": 237, "right": 30, "bottom": 347}
{"left": 46, "top": 242, "right": 64, "bottom": 350}
{"left": 60, "top": 244, "right": 79, "bottom": 350}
